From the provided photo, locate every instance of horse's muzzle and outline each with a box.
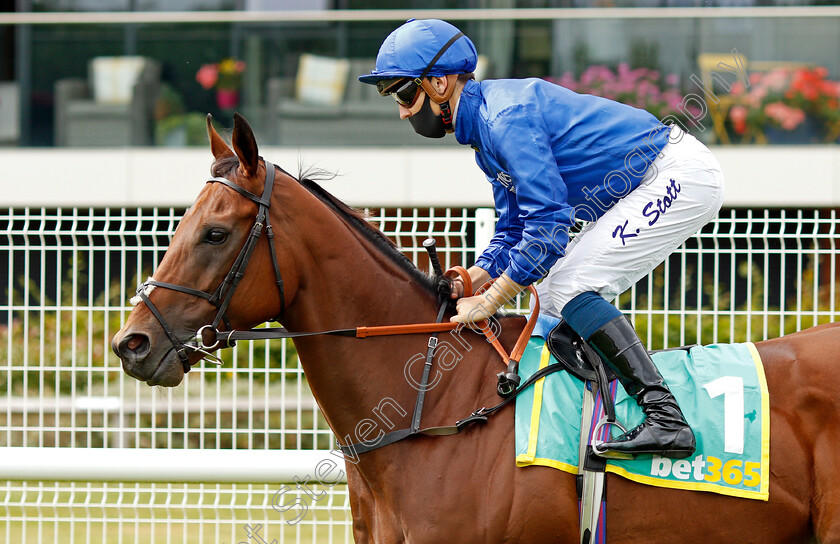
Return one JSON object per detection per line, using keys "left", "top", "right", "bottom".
{"left": 113, "top": 331, "right": 154, "bottom": 381}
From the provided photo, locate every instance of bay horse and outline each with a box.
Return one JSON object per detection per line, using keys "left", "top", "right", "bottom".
{"left": 113, "top": 113, "right": 840, "bottom": 543}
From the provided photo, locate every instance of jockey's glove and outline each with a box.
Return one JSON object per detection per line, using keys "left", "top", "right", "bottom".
{"left": 450, "top": 272, "right": 525, "bottom": 326}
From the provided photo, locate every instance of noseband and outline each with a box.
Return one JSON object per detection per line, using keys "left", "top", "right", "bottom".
{"left": 133, "top": 161, "right": 285, "bottom": 373}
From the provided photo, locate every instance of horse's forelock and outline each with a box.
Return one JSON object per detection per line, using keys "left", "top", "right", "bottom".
{"left": 209, "top": 155, "right": 266, "bottom": 197}
{"left": 210, "top": 156, "right": 241, "bottom": 179}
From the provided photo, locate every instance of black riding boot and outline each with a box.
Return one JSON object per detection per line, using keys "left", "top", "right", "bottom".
{"left": 587, "top": 316, "right": 696, "bottom": 459}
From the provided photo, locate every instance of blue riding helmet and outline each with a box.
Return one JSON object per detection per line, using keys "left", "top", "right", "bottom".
{"left": 358, "top": 19, "right": 478, "bottom": 85}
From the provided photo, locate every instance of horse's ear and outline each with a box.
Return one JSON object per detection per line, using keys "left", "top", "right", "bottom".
{"left": 231, "top": 112, "right": 260, "bottom": 177}
{"left": 207, "top": 114, "right": 234, "bottom": 160}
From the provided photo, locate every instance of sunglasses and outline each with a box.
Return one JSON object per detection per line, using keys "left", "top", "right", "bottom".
{"left": 377, "top": 77, "right": 423, "bottom": 107}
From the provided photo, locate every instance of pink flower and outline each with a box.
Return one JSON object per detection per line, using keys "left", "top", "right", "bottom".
{"left": 556, "top": 72, "right": 579, "bottom": 92}
{"left": 637, "top": 81, "right": 658, "bottom": 98}
{"left": 762, "top": 68, "right": 793, "bottom": 93}
{"left": 549, "top": 64, "right": 692, "bottom": 124}
{"left": 617, "top": 63, "right": 631, "bottom": 78}
{"left": 744, "top": 86, "right": 768, "bottom": 108}
{"left": 196, "top": 64, "right": 219, "bottom": 90}
{"left": 580, "top": 65, "right": 615, "bottom": 86}
{"left": 663, "top": 89, "right": 684, "bottom": 111}
{"left": 729, "top": 105, "right": 748, "bottom": 134}
{"left": 764, "top": 102, "right": 806, "bottom": 130}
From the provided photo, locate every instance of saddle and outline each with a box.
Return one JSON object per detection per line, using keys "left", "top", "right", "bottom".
{"left": 545, "top": 321, "right": 616, "bottom": 383}
{"left": 543, "top": 320, "right": 697, "bottom": 544}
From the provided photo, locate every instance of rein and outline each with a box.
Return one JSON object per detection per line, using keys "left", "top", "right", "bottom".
{"left": 134, "top": 159, "right": 548, "bottom": 456}
{"left": 199, "top": 266, "right": 540, "bottom": 374}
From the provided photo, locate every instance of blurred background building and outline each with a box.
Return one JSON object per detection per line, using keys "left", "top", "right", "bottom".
{"left": 1, "top": 1, "right": 839, "bottom": 150}
{"left": 3, "top": 1, "right": 840, "bottom": 209}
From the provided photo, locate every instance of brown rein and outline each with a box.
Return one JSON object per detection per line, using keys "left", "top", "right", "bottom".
{"left": 136, "top": 158, "right": 549, "bottom": 456}
{"left": 137, "top": 159, "right": 538, "bottom": 373}
{"left": 206, "top": 265, "right": 540, "bottom": 371}
{"left": 332, "top": 266, "right": 543, "bottom": 457}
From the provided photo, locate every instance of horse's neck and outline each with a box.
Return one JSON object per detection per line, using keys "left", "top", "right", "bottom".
{"left": 281, "top": 206, "right": 438, "bottom": 332}
{"left": 277, "top": 190, "right": 443, "bottom": 440}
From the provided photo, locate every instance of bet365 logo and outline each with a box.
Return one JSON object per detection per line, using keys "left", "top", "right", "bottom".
{"left": 651, "top": 455, "right": 761, "bottom": 487}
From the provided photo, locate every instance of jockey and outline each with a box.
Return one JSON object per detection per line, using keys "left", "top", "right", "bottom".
{"left": 359, "top": 19, "right": 724, "bottom": 459}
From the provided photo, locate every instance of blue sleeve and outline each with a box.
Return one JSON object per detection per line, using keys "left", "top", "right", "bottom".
{"left": 491, "top": 104, "right": 576, "bottom": 286}
{"left": 474, "top": 179, "right": 523, "bottom": 276}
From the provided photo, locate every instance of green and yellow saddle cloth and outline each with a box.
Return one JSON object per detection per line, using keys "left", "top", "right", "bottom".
{"left": 515, "top": 335, "right": 770, "bottom": 501}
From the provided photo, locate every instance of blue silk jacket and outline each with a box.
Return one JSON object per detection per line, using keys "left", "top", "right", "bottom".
{"left": 454, "top": 78, "right": 671, "bottom": 286}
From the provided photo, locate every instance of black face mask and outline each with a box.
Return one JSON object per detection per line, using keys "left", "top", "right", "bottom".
{"left": 409, "top": 94, "right": 447, "bottom": 139}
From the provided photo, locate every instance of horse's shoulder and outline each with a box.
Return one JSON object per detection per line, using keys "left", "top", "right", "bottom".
{"left": 496, "top": 313, "right": 528, "bottom": 349}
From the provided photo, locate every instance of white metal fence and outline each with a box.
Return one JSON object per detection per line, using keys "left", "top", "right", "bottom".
{"left": 2, "top": 205, "right": 839, "bottom": 543}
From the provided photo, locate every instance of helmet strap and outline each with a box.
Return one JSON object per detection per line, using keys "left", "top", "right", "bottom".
{"left": 412, "top": 29, "right": 465, "bottom": 104}
{"left": 418, "top": 74, "right": 457, "bottom": 104}
{"left": 409, "top": 29, "right": 466, "bottom": 133}
{"left": 416, "top": 31, "right": 464, "bottom": 81}
{"left": 439, "top": 100, "right": 454, "bottom": 132}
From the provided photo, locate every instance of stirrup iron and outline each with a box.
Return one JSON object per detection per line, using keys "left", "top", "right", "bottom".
{"left": 590, "top": 417, "right": 634, "bottom": 460}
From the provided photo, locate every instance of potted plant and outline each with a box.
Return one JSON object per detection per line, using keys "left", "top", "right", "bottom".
{"left": 727, "top": 66, "right": 840, "bottom": 144}
{"left": 196, "top": 58, "right": 247, "bottom": 110}
{"left": 548, "top": 63, "right": 702, "bottom": 134}
{"left": 786, "top": 67, "right": 840, "bottom": 142}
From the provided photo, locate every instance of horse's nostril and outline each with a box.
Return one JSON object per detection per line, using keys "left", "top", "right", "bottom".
{"left": 126, "top": 335, "right": 144, "bottom": 351}
{"left": 118, "top": 333, "right": 151, "bottom": 360}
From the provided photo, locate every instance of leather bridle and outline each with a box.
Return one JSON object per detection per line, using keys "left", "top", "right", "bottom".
{"left": 133, "top": 160, "right": 285, "bottom": 373}
{"left": 129, "top": 158, "right": 554, "bottom": 455}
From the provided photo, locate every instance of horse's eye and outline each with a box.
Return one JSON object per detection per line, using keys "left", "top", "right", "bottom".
{"left": 206, "top": 229, "right": 228, "bottom": 245}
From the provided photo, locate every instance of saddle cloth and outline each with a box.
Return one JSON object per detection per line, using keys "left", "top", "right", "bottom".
{"left": 514, "top": 335, "right": 770, "bottom": 501}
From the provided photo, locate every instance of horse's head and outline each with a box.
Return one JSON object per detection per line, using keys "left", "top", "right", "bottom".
{"left": 112, "top": 113, "right": 293, "bottom": 386}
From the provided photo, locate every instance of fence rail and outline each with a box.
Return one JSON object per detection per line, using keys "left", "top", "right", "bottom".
{"left": 0, "top": 447, "right": 345, "bottom": 484}
{"left": 2, "top": 205, "right": 840, "bottom": 543}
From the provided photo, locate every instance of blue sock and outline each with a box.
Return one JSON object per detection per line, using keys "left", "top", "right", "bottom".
{"left": 560, "top": 291, "right": 623, "bottom": 340}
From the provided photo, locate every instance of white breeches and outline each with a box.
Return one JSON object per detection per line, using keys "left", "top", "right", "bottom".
{"left": 535, "top": 127, "right": 725, "bottom": 318}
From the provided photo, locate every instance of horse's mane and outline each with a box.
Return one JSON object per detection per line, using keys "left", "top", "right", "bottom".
{"left": 211, "top": 157, "right": 441, "bottom": 297}
{"left": 298, "top": 176, "right": 442, "bottom": 295}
